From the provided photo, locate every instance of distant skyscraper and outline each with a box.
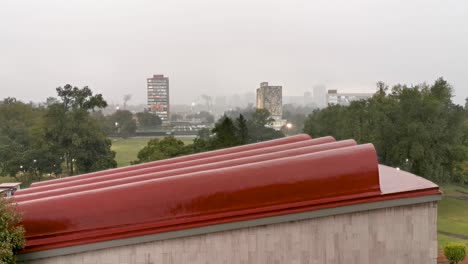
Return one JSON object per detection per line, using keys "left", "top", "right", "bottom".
{"left": 147, "top": 74, "right": 169, "bottom": 121}
{"left": 313, "top": 85, "right": 327, "bottom": 108}
{"left": 304, "top": 91, "right": 313, "bottom": 106}
{"left": 256, "top": 82, "right": 282, "bottom": 119}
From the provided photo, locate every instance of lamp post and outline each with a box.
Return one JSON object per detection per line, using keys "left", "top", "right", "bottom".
{"left": 115, "top": 122, "right": 120, "bottom": 136}
{"left": 284, "top": 123, "right": 293, "bottom": 135}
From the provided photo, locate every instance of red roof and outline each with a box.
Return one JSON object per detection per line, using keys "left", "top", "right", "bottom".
{"left": 15, "top": 134, "right": 440, "bottom": 253}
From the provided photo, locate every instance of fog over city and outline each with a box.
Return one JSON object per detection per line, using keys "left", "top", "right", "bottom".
{"left": 1, "top": 0, "right": 467, "bottom": 105}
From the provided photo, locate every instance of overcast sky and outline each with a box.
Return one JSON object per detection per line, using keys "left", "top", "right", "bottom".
{"left": 1, "top": 0, "right": 467, "bottom": 106}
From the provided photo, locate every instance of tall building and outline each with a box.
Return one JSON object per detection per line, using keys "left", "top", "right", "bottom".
{"left": 304, "top": 91, "right": 313, "bottom": 106}
{"left": 256, "top": 82, "right": 282, "bottom": 119}
{"left": 147, "top": 74, "right": 169, "bottom": 121}
{"left": 313, "top": 85, "right": 327, "bottom": 108}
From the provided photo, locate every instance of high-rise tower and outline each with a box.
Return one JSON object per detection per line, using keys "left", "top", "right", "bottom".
{"left": 147, "top": 74, "right": 169, "bottom": 121}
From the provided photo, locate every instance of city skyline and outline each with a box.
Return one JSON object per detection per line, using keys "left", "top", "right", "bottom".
{"left": 1, "top": 0, "right": 467, "bottom": 106}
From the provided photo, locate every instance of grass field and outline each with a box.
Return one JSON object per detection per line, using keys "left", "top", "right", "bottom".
{"left": 110, "top": 136, "right": 195, "bottom": 167}
{"left": 437, "top": 184, "right": 468, "bottom": 247}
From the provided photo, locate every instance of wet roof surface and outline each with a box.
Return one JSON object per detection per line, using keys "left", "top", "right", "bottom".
{"left": 15, "top": 134, "right": 440, "bottom": 253}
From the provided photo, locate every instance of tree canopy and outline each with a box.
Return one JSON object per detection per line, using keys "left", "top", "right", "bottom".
{"left": 304, "top": 78, "right": 468, "bottom": 183}
{"left": 0, "top": 85, "right": 118, "bottom": 184}
{"left": 132, "top": 110, "right": 285, "bottom": 164}
{"left": 0, "top": 197, "right": 25, "bottom": 264}
{"left": 43, "top": 85, "right": 117, "bottom": 175}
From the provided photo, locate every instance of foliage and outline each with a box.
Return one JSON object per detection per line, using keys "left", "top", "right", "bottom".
{"left": 133, "top": 111, "right": 284, "bottom": 164}
{"left": 186, "top": 111, "right": 215, "bottom": 123}
{"left": 108, "top": 110, "right": 137, "bottom": 138}
{"left": 236, "top": 114, "right": 249, "bottom": 144}
{"left": 246, "top": 109, "right": 283, "bottom": 143}
{"left": 42, "top": 85, "right": 117, "bottom": 175}
{"left": 197, "top": 128, "right": 211, "bottom": 140}
{"left": 132, "top": 137, "right": 187, "bottom": 164}
{"left": 111, "top": 137, "right": 194, "bottom": 167}
{"left": 303, "top": 78, "right": 468, "bottom": 183}
{"left": 444, "top": 242, "right": 466, "bottom": 264}
{"left": 136, "top": 111, "right": 162, "bottom": 128}
{"left": 210, "top": 115, "right": 241, "bottom": 148}
{"left": 0, "top": 98, "right": 57, "bottom": 183}
{"left": 0, "top": 197, "right": 25, "bottom": 264}
{"left": 281, "top": 104, "right": 314, "bottom": 134}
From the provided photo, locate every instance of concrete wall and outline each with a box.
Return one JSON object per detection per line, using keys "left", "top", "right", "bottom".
{"left": 24, "top": 202, "right": 438, "bottom": 264}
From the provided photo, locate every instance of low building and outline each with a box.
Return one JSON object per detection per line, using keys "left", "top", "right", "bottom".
{"left": 326, "top": 89, "right": 374, "bottom": 106}
{"left": 0, "top": 182, "right": 21, "bottom": 197}
{"left": 15, "top": 135, "right": 439, "bottom": 263}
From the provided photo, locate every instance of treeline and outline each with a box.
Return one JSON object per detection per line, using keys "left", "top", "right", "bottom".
{"left": 132, "top": 109, "right": 284, "bottom": 164}
{"left": 0, "top": 85, "right": 117, "bottom": 184}
{"left": 304, "top": 78, "right": 468, "bottom": 183}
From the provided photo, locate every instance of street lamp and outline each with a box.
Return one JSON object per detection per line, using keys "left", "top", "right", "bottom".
{"left": 114, "top": 122, "right": 120, "bottom": 136}
{"left": 286, "top": 123, "right": 293, "bottom": 129}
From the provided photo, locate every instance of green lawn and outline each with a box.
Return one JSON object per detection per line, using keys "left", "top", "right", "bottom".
{"left": 110, "top": 137, "right": 195, "bottom": 167}
{"left": 438, "top": 184, "right": 468, "bottom": 247}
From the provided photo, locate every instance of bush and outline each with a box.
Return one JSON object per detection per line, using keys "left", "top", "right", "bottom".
{"left": 0, "top": 197, "right": 25, "bottom": 264}
{"left": 444, "top": 242, "right": 467, "bottom": 264}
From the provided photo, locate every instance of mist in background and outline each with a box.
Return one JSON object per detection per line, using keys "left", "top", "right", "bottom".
{"left": 1, "top": 0, "right": 467, "bottom": 105}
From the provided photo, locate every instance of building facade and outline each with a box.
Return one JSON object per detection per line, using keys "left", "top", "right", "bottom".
{"left": 327, "top": 89, "right": 374, "bottom": 106}
{"left": 147, "top": 74, "right": 169, "bottom": 121}
{"left": 313, "top": 85, "right": 327, "bottom": 108}
{"left": 256, "top": 82, "right": 282, "bottom": 119}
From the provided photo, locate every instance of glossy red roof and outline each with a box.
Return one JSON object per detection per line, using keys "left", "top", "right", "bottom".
{"left": 28, "top": 134, "right": 312, "bottom": 189}
{"left": 15, "top": 135, "right": 441, "bottom": 253}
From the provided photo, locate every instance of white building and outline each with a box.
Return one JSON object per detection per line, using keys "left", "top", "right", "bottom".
{"left": 326, "top": 89, "right": 374, "bottom": 106}
{"left": 147, "top": 74, "right": 170, "bottom": 122}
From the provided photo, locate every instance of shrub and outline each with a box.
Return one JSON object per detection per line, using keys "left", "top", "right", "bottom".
{"left": 0, "top": 197, "right": 25, "bottom": 264}
{"left": 444, "top": 242, "right": 467, "bottom": 264}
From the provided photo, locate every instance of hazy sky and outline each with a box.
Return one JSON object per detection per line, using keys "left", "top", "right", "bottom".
{"left": 1, "top": 0, "right": 467, "bottom": 106}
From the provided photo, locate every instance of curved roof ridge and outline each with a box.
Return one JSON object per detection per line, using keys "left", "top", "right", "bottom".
{"left": 28, "top": 134, "right": 315, "bottom": 189}
{"left": 14, "top": 140, "right": 357, "bottom": 203}
{"left": 19, "top": 143, "right": 380, "bottom": 252}
{"left": 17, "top": 136, "right": 335, "bottom": 196}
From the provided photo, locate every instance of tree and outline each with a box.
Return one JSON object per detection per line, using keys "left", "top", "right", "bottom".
{"left": 236, "top": 114, "right": 248, "bottom": 144}
{"left": 247, "top": 109, "right": 284, "bottom": 143}
{"left": 303, "top": 78, "right": 467, "bottom": 183}
{"left": 136, "top": 111, "right": 162, "bottom": 128}
{"left": 211, "top": 115, "right": 241, "bottom": 149}
{"left": 43, "top": 85, "right": 116, "bottom": 175}
{"left": 132, "top": 137, "right": 187, "bottom": 164}
{"left": 0, "top": 197, "right": 25, "bottom": 264}
{"left": 187, "top": 111, "right": 215, "bottom": 123}
{"left": 55, "top": 84, "right": 107, "bottom": 110}
{"left": 0, "top": 98, "right": 51, "bottom": 182}
{"left": 109, "top": 110, "right": 137, "bottom": 138}
{"left": 197, "top": 128, "right": 211, "bottom": 140}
